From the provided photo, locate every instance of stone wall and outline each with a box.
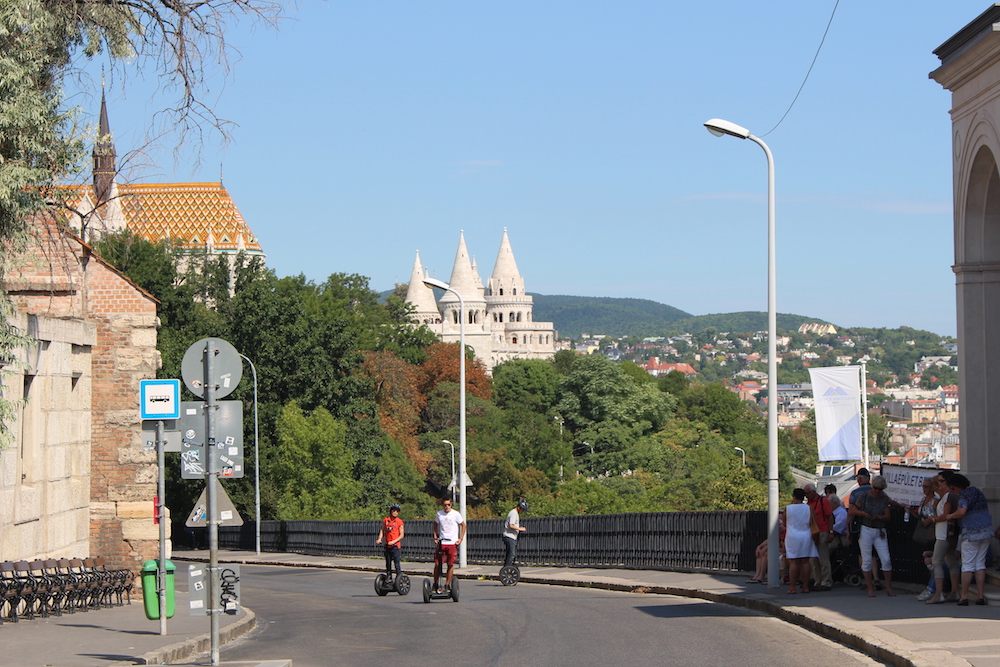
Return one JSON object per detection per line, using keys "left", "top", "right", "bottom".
{"left": 2, "top": 214, "right": 160, "bottom": 571}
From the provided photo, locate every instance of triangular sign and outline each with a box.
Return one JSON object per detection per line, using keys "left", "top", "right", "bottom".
{"left": 185, "top": 476, "right": 245, "bottom": 527}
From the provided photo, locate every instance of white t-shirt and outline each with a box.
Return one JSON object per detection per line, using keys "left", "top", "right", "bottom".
{"left": 503, "top": 508, "right": 520, "bottom": 540}
{"left": 436, "top": 508, "right": 465, "bottom": 544}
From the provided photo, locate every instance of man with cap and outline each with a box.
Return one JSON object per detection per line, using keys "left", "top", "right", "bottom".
{"left": 502, "top": 499, "right": 529, "bottom": 567}
{"left": 848, "top": 468, "right": 879, "bottom": 588}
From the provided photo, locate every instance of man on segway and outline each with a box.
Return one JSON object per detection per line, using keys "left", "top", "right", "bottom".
{"left": 376, "top": 503, "right": 405, "bottom": 584}
{"left": 432, "top": 497, "right": 465, "bottom": 595}
{"left": 503, "top": 499, "right": 529, "bottom": 567}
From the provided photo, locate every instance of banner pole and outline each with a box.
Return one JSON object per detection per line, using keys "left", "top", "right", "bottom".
{"left": 860, "top": 359, "right": 869, "bottom": 469}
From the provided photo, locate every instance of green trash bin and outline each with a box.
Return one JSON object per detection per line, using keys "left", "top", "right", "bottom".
{"left": 140, "top": 559, "right": 175, "bottom": 620}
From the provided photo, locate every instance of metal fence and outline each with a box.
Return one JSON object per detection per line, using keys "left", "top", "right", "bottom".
{"left": 215, "top": 508, "right": 929, "bottom": 582}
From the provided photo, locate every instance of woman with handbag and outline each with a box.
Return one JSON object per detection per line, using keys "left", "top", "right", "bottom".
{"left": 911, "top": 477, "right": 938, "bottom": 600}
{"left": 944, "top": 473, "right": 994, "bottom": 605}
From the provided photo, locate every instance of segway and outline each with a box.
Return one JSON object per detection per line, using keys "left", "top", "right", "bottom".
{"left": 374, "top": 572, "right": 411, "bottom": 596}
{"left": 422, "top": 576, "right": 460, "bottom": 602}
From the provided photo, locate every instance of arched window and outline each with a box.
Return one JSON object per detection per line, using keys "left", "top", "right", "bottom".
{"left": 513, "top": 288, "right": 517, "bottom": 295}
{"left": 516, "top": 312, "right": 522, "bottom": 322}
{"left": 499, "top": 288, "right": 504, "bottom": 296}
{"left": 509, "top": 312, "right": 515, "bottom": 322}
{"left": 452, "top": 310, "right": 459, "bottom": 324}
{"left": 512, "top": 335, "right": 518, "bottom": 344}
{"left": 499, "top": 313, "right": 503, "bottom": 322}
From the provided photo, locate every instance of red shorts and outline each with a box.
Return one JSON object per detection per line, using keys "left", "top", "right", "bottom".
{"left": 435, "top": 543, "right": 458, "bottom": 566}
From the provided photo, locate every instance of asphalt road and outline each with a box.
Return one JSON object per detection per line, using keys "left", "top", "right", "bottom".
{"left": 211, "top": 565, "right": 886, "bottom": 667}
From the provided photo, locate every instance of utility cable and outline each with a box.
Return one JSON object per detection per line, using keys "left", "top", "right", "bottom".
{"left": 760, "top": 0, "right": 841, "bottom": 138}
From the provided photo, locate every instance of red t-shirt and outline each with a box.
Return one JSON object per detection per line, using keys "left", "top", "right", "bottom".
{"left": 382, "top": 516, "right": 404, "bottom": 548}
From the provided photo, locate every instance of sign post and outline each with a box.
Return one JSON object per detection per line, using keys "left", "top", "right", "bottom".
{"left": 139, "top": 379, "right": 180, "bottom": 637}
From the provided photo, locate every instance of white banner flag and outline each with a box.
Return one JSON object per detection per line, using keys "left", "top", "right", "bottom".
{"left": 808, "top": 366, "right": 862, "bottom": 462}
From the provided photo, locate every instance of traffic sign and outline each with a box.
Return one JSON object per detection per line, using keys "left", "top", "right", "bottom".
{"left": 185, "top": 477, "right": 244, "bottom": 527}
{"left": 141, "top": 421, "right": 181, "bottom": 453}
{"left": 188, "top": 563, "right": 241, "bottom": 616}
{"left": 178, "top": 401, "right": 244, "bottom": 478}
{"left": 140, "top": 379, "right": 181, "bottom": 420}
{"left": 181, "top": 338, "right": 243, "bottom": 400}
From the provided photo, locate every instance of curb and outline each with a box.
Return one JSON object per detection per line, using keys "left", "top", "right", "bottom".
{"left": 181, "top": 555, "right": 924, "bottom": 667}
{"left": 107, "top": 607, "right": 257, "bottom": 667}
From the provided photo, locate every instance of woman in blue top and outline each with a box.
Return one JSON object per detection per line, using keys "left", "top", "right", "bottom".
{"left": 944, "top": 474, "right": 994, "bottom": 606}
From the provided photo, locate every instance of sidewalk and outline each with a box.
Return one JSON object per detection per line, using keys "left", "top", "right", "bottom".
{"left": 4, "top": 548, "right": 999, "bottom": 666}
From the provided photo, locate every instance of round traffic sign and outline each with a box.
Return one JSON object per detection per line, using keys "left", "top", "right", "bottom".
{"left": 181, "top": 337, "right": 243, "bottom": 399}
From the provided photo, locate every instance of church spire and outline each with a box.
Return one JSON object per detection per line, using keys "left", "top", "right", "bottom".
{"left": 93, "top": 88, "right": 117, "bottom": 205}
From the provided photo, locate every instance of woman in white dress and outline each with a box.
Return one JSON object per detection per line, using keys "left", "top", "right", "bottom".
{"left": 784, "top": 488, "right": 819, "bottom": 594}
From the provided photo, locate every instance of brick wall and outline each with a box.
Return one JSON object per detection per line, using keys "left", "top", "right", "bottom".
{"left": 6, "top": 214, "right": 160, "bottom": 572}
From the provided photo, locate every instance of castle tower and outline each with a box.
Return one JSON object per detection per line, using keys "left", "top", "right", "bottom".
{"left": 405, "top": 229, "right": 555, "bottom": 373}
{"left": 404, "top": 251, "right": 442, "bottom": 324}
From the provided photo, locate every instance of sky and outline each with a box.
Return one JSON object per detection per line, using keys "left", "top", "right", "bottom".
{"left": 69, "top": 0, "right": 995, "bottom": 338}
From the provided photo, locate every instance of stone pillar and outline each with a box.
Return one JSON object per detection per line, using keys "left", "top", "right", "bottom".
{"left": 932, "top": 6, "right": 1000, "bottom": 516}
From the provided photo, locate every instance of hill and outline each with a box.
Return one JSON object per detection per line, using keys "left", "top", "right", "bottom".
{"left": 530, "top": 295, "right": 831, "bottom": 338}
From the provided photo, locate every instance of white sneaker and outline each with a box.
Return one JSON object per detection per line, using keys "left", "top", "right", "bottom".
{"left": 917, "top": 588, "right": 933, "bottom": 601}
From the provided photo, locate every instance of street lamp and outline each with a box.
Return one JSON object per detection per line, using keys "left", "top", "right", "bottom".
{"left": 423, "top": 276, "right": 468, "bottom": 567}
{"left": 734, "top": 447, "right": 746, "bottom": 466}
{"left": 238, "top": 353, "right": 260, "bottom": 556}
{"left": 704, "top": 118, "right": 779, "bottom": 588}
{"left": 442, "top": 439, "right": 456, "bottom": 504}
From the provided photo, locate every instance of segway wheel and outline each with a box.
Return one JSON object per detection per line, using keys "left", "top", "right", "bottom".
{"left": 374, "top": 573, "right": 389, "bottom": 596}
{"left": 396, "top": 574, "right": 411, "bottom": 596}
{"left": 450, "top": 576, "right": 460, "bottom": 602}
{"left": 422, "top": 578, "right": 432, "bottom": 603}
{"left": 499, "top": 565, "right": 520, "bottom": 587}
{"left": 846, "top": 573, "right": 862, "bottom": 588}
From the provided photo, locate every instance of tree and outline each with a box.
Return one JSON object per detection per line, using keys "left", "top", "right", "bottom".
{"left": 492, "top": 358, "right": 561, "bottom": 413}
{"left": 0, "top": 0, "right": 282, "bottom": 444}
{"left": 360, "top": 350, "right": 429, "bottom": 474}
{"left": 555, "top": 354, "right": 674, "bottom": 434}
{"left": 418, "top": 342, "right": 492, "bottom": 401}
{"left": 270, "top": 402, "right": 361, "bottom": 520}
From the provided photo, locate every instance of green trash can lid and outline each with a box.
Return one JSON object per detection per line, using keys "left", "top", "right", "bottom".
{"left": 141, "top": 559, "right": 176, "bottom": 572}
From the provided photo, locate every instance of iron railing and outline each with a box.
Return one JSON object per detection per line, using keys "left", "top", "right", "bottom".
{"left": 215, "top": 508, "right": 928, "bottom": 582}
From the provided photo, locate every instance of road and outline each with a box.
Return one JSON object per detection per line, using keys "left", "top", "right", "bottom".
{"left": 211, "top": 565, "right": 884, "bottom": 666}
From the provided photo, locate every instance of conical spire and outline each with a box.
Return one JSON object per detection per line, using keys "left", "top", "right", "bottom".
{"left": 93, "top": 89, "right": 117, "bottom": 205}
{"left": 404, "top": 251, "right": 441, "bottom": 318}
{"left": 443, "top": 230, "right": 484, "bottom": 303}
{"left": 489, "top": 228, "right": 524, "bottom": 296}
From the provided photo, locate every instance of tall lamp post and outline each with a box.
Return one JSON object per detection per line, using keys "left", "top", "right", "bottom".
{"left": 442, "top": 439, "right": 456, "bottom": 504}
{"left": 238, "top": 353, "right": 260, "bottom": 555}
{"left": 704, "top": 118, "right": 778, "bottom": 588}
{"left": 734, "top": 447, "right": 746, "bottom": 466}
{"left": 423, "top": 276, "right": 468, "bottom": 568}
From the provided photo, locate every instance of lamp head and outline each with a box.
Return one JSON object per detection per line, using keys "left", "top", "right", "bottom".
{"left": 442, "top": 439, "right": 453, "bottom": 446}
{"left": 704, "top": 118, "right": 751, "bottom": 139}
{"left": 422, "top": 277, "right": 450, "bottom": 290}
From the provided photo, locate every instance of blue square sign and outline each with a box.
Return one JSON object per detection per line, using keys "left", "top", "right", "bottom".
{"left": 141, "top": 379, "right": 181, "bottom": 420}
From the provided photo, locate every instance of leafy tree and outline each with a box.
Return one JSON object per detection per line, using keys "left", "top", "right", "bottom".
{"left": 556, "top": 354, "right": 674, "bottom": 434}
{"left": 492, "top": 358, "right": 561, "bottom": 413}
{"left": 360, "top": 350, "right": 429, "bottom": 474}
{"left": 657, "top": 369, "right": 689, "bottom": 395}
{"left": 418, "top": 342, "right": 492, "bottom": 401}
{"left": 270, "top": 402, "right": 361, "bottom": 520}
{"left": 551, "top": 349, "right": 577, "bottom": 375}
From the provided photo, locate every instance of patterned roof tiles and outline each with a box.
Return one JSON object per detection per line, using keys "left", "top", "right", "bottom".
{"left": 116, "top": 182, "right": 262, "bottom": 253}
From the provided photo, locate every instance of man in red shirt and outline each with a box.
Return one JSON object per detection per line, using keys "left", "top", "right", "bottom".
{"left": 376, "top": 503, "right": 405, "bottom": 583}
{"left": 805, "top": 483, "right": 834, "bottom": 590}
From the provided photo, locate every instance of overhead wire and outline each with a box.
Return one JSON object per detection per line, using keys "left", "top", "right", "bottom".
{"left": 760, "top": 0, "right": 841, "bottom": 138}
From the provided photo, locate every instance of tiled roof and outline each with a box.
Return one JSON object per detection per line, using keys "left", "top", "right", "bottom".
{"left": 117, "top": 183, "right": 262, "bottom": 253}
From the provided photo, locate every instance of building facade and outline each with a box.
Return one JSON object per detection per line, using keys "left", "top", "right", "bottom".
{"left": 1, "top": 213, "right": 160, "bottom": 570}
{"left": 405, "top": 229, "right": 556, "bottom": 370}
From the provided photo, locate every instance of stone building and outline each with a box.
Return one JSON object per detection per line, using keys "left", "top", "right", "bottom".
{"left": 1, "top": 213, "right": 160, "bottom": 570}
{"left": 931, "top": 4, "right": 1000, "bottom": 516}
{"left": 405, "top": 229, "right": 556, "bottom": 370}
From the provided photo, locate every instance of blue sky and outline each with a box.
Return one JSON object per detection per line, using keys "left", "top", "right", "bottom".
{"left": 72, "top": 1, "right": 992, "bottom": 337}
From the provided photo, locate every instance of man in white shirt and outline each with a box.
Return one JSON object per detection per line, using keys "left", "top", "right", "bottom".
{"left": 432, "top": 497, "right": 465, "bottom": 594}
{"left": 502, "top": 499, "right": 529, "bottom": 567}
